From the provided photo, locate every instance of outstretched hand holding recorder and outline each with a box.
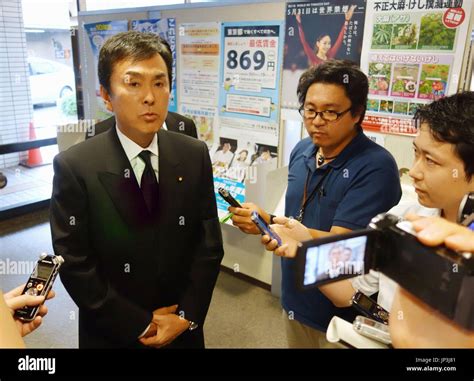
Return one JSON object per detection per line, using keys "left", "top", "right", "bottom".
{"left": 3, "top": 284, "right": 55, "bottom": 338}
{"left": 14, "top": 253, "right": 62, "bottom": 322}
{"left": 251, "top": 211, "right": 282, "bottom": 247}
{"left": 219, "top": 187, "right": 282, "bottom": 246}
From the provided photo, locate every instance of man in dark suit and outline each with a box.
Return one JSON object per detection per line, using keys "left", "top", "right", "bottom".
{"left": 87, "top": 111, "right": 198, "bottom": 140}
{"left": 50, "top": 31, "right": 224, "bottom": 348}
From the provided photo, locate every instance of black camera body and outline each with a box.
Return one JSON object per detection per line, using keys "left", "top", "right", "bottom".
{"left": 296, "top": 213, "right": 474, "bottom": 330}
{"left": 368, "top": 214, "right": 474, "bottom": 331}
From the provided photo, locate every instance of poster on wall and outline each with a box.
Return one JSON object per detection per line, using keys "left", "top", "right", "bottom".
{"left": 178, "top": 22, "right": 221, "bottom": 148}
{"left": 84, "top": 20, "right": 128, "bottom": 120}
{"left": 131, "top": 18, "right": 177, "bottom": 112}
{"left": 361, "top": 0, "right": 471, "bottom": 136}
{"left": 178, "top": 22, "right": 220, "bottom": 107}
{"left": 215, "top": 21, "right": 284, "bottom": 220}
{"left": 180, "top": 104, "right": 217, "bottom": 148}
{"left": 281, "top": 1, "right": 367, "bottom": 108}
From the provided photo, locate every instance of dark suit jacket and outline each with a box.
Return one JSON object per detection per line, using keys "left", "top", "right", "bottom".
{"left": 87, "top": 112, "right": 198, "bottom": 140}
{"left": 50, "top": 126, "right": 223, "bottom": 348}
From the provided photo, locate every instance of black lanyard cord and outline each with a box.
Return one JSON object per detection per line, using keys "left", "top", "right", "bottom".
{"left": 296, "top": 167, "right": 332, "bottom": 222}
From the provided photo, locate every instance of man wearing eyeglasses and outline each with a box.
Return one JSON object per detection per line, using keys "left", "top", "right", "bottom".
{"left": 230, "top": 60, "right": 401, "bottom": 348}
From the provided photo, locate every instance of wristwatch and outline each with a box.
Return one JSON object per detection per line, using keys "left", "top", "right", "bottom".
{"left": 188, "top": 320, "right": 198, "bottom": 331}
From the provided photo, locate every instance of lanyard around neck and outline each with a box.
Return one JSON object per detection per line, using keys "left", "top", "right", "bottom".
{"left": 297, "top": 167, "right": 332, "bottom": 222}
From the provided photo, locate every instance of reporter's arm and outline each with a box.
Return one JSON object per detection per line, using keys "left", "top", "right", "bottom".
{"left": 258, "top": 217, "right": 357, "bottom": 306}
{"left": 229, "top": 202, "right": 271, "bottom": 235}
{"left": 319, "top": 266, "right": 381, "bottom": 308}
{"left": 406, "top": 214, "right": 474, "bottom": 251}
{"left": 262, "top": 217, "right": 350, "bottom": 257}
{"left": 3, "top": 285, "right": 55, "bottom": 338}
{"left": 390, "top": 287, "right": 474, "bottom": 348}
{"left": 389, "top": 214, "right": 474, "bottom": 348}
{"left": 319, "top": 280, "right": 357, "bottom": 308}
{"left": 0, "top": 290, "right": 25, "bottom": 348}
{"left": 307, "top": 226, "right": 349, "bottom": 239}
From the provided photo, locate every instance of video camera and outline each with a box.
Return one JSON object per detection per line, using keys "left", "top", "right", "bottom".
{"left": 296, "top": 213, "right": 474, "bottom": 331}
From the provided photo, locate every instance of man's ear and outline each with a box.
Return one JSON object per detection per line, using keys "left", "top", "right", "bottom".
{"left": 100, "top": 85, "right": 113, "bottom": 112}
{"left": 352, "top": 106, "right": 364, "bottom": 126}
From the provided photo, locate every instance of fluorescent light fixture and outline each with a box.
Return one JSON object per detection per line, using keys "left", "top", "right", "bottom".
{"left": 25, "top": 29, "right": 46, "bottom": 33}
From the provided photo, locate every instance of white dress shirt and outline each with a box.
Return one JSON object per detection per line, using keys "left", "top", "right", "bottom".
{"left": 115, "top": 125, "right": 159, "bottom": 185}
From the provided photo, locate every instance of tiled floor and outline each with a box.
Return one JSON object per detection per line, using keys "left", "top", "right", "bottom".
{"left": 0, "top": 164, "right": 54, "bottom": 210}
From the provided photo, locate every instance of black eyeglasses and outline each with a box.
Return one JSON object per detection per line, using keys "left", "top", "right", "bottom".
{"left": 298, "top": 107, "right": 352, "bottom": 122}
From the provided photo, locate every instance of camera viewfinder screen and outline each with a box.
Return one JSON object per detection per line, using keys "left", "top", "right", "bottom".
{"left": 303, "top": 236, "right": 367, "bottom": 286}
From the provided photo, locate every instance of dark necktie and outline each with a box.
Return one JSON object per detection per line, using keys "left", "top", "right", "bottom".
{"left": 138, "top": 150, "right": 158, "bottom": 214}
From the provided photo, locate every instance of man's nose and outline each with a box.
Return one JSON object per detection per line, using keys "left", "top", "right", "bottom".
{"left": 143, "top": 85, "right": 155, "bottom": 105}
{"left": 409, "top": 159, "right": 423, "bottom": 181}
{"left": 311, "top": 113, "right": 326, "bottom": 126}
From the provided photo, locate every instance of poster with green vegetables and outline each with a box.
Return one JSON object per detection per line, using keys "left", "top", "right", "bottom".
{"left": 418, "top": 13, "right": 456, "bottom": 50}
{"left": 360, "top": 1, "right": 471, "bottom": 136}
{"left": 390, "top": 64, "right": 419, "bottom": 99}
{"left": 418, "top": 62, "right": 451, "bottom": 100}
{"left": 370, "top": 13, "right": 421, "bottom": 51}
{"left": 391, "top": 23, "right": 418, "bottom": 50}
{"left": 370, "top": 11, "right": 458, "bottom": 52}
{"left": 371, "top": 23, "right": 392, "bottom": 49}
{"left": 368, "top": 62, "right": 391, "bottom": 96}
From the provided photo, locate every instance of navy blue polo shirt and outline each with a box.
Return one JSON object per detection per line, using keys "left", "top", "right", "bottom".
{"left": 282, "top": 130, "right": 402, "bottom": 332}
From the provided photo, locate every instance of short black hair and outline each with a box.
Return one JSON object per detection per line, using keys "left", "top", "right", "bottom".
{"left": 98, "top": 31, "right": 173, "bottom": 94}
{"left": 414, "top": 91, "right": 474, "bottom": 181}
{"left": 297, "top": 60, "right": 369, "bottom": 128}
